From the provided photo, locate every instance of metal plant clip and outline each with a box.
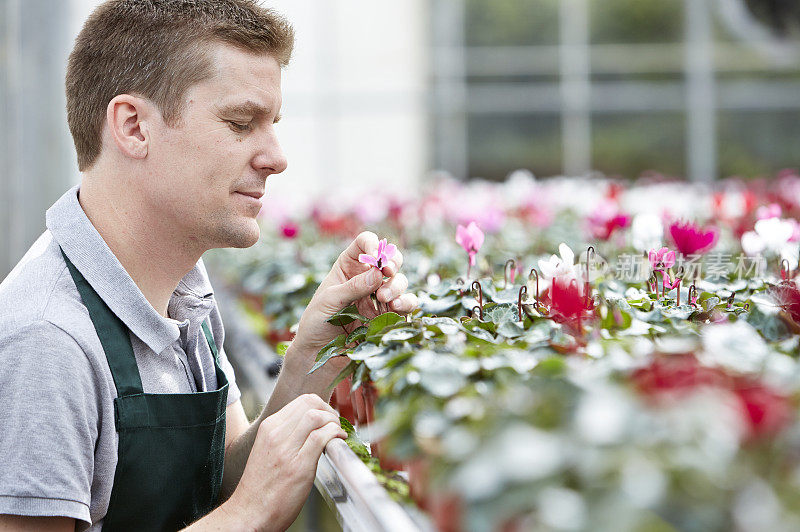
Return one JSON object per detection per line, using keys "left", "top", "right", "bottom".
{"left": 472, "top": 305, "right": 483, "bottom": 321}
{"left": 585, "top": 246, "right": 596, "bottom": 305}
{"left": 471, "top": 280, "right": 483, "bottom": 311}
{"left": 517, "top": 285, "right": 527, "bottom": 322}
{"left": 648, "top": 271, "right": 658, "bottom": 295}
{"left": 456, "top": 277, "right": 465, "bottom": 296}
{"left": 781, "top": 259, "right": 791, "bottom": 281}
{"left": 504, "top": 259, "right": 516, "bottom": 289}
{"left": 676, "top": 266, "right": 685, "bottom": 306}
{"left": 528, "top": 268, "right": 541, "bottom": 311}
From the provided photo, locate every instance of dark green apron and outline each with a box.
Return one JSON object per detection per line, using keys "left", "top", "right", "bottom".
{"left": 62, "top": 251, "right": 228, "bottom": 531}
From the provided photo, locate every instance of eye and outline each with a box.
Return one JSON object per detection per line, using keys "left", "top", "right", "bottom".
{"left": 227, "top": 120, "right": 252, "bottom": 133}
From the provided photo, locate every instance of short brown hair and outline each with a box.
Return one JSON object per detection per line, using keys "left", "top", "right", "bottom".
{"left": 66, "top": 0, "right": 294, "bottom": 171}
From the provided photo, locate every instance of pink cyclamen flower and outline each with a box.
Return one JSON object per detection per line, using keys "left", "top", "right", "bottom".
{"left": 668, "top": 220, "right": 718, "bottom": 256}
{"left": 756, "top": 203, "right": 782, "bottom": 220}
{"left": 359, "top": 238, "right": 397, "bottom": 270}
{"left": 662, "top": 272, "right": 681, "bottom": 291}
{"left": 456, "top": 222, "right": 485, "bottom": 267}
{"left": 648, "top": 247, "right": 676, "bottom": 270}
{"left": 587, "top": 201, "right": 630, "bottom": 240}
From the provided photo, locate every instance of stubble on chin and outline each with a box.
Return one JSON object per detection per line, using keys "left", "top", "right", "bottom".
{"left": 211, "top": 216, "right": 261, "bottom": 249}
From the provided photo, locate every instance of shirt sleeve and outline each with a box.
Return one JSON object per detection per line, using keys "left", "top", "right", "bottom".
{"left": 0, "top": 320, "right": 98, "bottom": 526}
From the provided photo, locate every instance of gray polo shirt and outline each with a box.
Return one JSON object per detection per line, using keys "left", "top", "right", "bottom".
{"left": 0, "top": 186, "right": 241, "bottom": 530}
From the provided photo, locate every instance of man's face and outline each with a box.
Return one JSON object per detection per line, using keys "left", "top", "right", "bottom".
{"left": 144, "top": 43, "right": 287, "bottom": 250}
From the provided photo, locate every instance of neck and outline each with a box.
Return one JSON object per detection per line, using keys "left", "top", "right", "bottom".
{"left": 78, "top": 173, "right": 203, "bottom": 318}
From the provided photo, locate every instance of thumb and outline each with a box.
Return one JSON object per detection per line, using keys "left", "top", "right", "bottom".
{"left": 325, "top": 267, "right": 383, "bottom": 311}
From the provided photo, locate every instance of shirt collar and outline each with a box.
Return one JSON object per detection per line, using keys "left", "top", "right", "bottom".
{"left": 47, "top": 185, "right": 215, "bottom": 355}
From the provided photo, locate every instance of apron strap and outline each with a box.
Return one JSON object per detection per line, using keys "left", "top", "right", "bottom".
{"left": 200, "top": 321, "right": 219, "bottom": 363}
{"left": 61, "top": 249, "right": 144, "bottom": 397}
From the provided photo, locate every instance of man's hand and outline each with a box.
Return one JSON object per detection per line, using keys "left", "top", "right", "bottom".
{"left": 204, "top": 395, "right": 345, "bottom": 532}
{"left": 288, "top": 231, "right": 418, "bottom": 394}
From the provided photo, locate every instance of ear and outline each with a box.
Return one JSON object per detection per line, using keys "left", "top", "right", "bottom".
{"left": 105, "top": 94, "right": 152, "bottom": 161}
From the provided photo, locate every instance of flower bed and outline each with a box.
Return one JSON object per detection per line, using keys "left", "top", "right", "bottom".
{"left": 209, "top": 171, "right": 800, "bottom": 531}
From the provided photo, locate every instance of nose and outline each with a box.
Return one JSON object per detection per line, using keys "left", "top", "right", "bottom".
{"left": 252, "top": 129, "right": 288, "bottom": 175}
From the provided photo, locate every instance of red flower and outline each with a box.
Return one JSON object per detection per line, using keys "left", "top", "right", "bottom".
{"left": 632, "top": 355, "right": 722, "bottom": 398}
{"left": 668, "top": 220, "right": 718, "bottom": 256}
{"left": 733, "top": 380, "right": 792, "bottom": 440}
{"left": 633, "top": 357, "right": 794, "bottom": 441}
{"left": 549, "top": 277, "right": 593, "bottom": 323}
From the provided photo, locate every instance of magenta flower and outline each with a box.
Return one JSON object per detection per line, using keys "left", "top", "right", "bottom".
{"left": 587, "top": 201, "right": 630, "bottom": 240}
{"left": 668, "top": 221, "right": 717, "bottom": 256}
{"left": 662, "top": 272, "right": 681, "bottom": 291}
{"left": 648, "top": 247, "right": 676, "bottom": 270}
{"left": 456, "top": 222, "right": 484, "bottom": 267}
{"left": 280, "top": 221, "right": 299, "bottom": 239}
{"left": 359, "top": 238, "right": 397, "bottom": 270}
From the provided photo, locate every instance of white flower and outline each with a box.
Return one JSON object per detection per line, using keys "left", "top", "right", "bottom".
{"left": 781, "top": 242, "right": 800, "bottom": 270}
{"left": 631, "top": 213, "right": 663, "bottom": 252}
{"left": 741, "top": 217, "right": 795, "bottom": 256}
{"left": 539, "top": 243, "right": 580, "bottom": 281}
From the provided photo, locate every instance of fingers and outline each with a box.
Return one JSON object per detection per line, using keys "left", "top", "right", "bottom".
{"left": 267, "top": 393, "right": 338, "bottom": 428}
{"left": 288, "top": 407, "right": 342, "bottom": 449}
{"left": 388, "top": 292, "right": 418, "bottom": 314}
{"left": 325, "top": 267, "right": 383, "bottom": 310}
{"left": 381, "top": 248, "right": 403, "bottom": 278}
{"left": 341, "top": 231, "right": 403, "bottom": 277}
{"left": 377, "top": 273, "right": 408, "bottom": 304}
{"left": 341, "top": 231, "right": 379, "bottom": 264}
{"left": 298, "top": 421, "right": 347, "bottom": 462}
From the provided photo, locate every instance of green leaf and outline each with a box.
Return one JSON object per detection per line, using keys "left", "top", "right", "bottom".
{"left": 382, "top": 327, "right": 423, "bottom": 343}
{"left": 702, "top": 296, "right": 721, "bottom": 311}
{"left": 349, "top": 342, "right": 388, "bottom": 361}
{"left": 309, "top": 334, "right": 347, "bottom": 373}
{"left": 327, "top": 303, "right": 368, "bottom": 327}
{"left": 314, "top": 333, "right": 347, "bottom": 361}
{"left": 340, "top": 416, "right": 371, "bottom": 461}
{"left": 497, "top": 320, "right": 526, "bottom": 338}
{"left": 421, "top": 316, "right": 462, "bottom": 335}
{"left": 533, "top": 356, "right": 566, "bottom": 377}
{"left": 346, "top": 325, "right": 368, "bottom": 344}
{"left": 419, "top": 294, "right": 461, "bottom": 314}
{"left": 325, "top": 360, "right": 357, "bottom": 394}
{"left": 485, "top": 303, "right": 518, "bottom": 324}
{"left": 276, "top": 341, "right": 290, "bottom": 356}
{"left": 366, "top": 312, "right": 405, "bottom": 337}
{"left": 491, "top": 288, "right": 520, "bottom": 304}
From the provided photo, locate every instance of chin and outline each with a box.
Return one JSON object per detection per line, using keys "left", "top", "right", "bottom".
{"left": 217, "top": 218, "right": 261, "bottom": 248}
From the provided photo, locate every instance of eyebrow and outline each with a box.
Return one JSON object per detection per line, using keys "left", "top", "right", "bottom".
{"left": 218, "top": 101, "right": 281, "bottom": 123}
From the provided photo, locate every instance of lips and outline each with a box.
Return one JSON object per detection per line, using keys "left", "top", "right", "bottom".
{"left": 235, "top": 191, "right": 264, "bottom": 200}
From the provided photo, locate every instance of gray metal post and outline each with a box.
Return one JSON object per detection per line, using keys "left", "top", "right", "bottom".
{"left": 0, "top": 0, "right": 74, "bottom": 278}
{"left": 431, "top": 0, "right": 468, "bottom": 180}
{"left": 685, "top": 0, "right": 717, "bottom": 182}
{"left": 559, "top": 0, "right": 592, "bottom": 177}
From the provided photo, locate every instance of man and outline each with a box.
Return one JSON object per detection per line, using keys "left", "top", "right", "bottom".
{"left": 0, "top": 1, "right": 417, "bottom": 530}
